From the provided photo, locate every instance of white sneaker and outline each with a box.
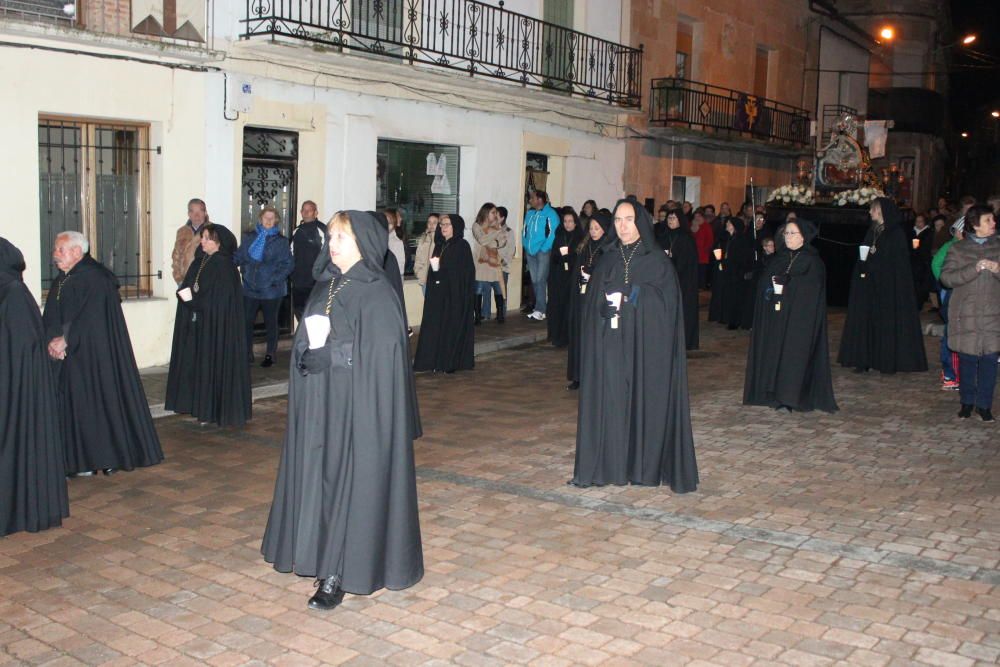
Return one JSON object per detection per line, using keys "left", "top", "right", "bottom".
{"left": 527, "top": 311, "right": 542, "bottom": 320}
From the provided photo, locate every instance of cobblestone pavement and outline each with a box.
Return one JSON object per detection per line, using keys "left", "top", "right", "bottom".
{"left": 2, "top": 313, "right": 998, "bottom": 667}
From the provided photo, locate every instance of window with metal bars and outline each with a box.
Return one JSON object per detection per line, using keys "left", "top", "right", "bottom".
{"left": 37, "top": 117, "right": 156, "bottom": 298}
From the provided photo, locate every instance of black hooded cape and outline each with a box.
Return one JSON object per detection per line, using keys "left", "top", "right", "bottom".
{"left": 838, "top": 198, "right": 928, "bottom": 373}
{"left": 656, "top": 216, "right": 700, "bottom": 350}
{"left": 572, "top": 199, "right": 699, "bottom": 493}
{"left": 707, "top": 225, "right": 731, "bottom": 322}
{"left": 262, "top": 210, "right": 423, "bottom": 594}
{"left": 547, "top": 220, "right": 586, "bottom": 347}
{"left": 567, "top": 212, "right": 611, "bottom": 383}
{"left": 371, "top": 211, "right": 410, "bottom": 330}
{"left": 413, "top": 214, "right": 476, "bottom": 373}
{"left": 743, "top": 221, "right": 838, "bottom": 412}
{"left": 165, "top": 226, "right": 251, "bottom": 427}
{"left": 0, "top": 238, "right": 69, "bottom": 536}
{"left": 41, "top": 255, "right": 163, "bottom": 473}
{"left": 722, "top": 220, "right": 756, "bottom": 330}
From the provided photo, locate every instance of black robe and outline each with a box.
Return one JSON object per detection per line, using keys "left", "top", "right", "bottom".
{"left": 572, "top": 200, "right": 698, "bottom": 493}
{"left": 42, "top": 255, "right": 163, "bottom": 473}
{"left": 0, "top": 239, "right": 69, "bottom": 536}
{"left": 910, "top": 225, "right": 933, "bottom": 307}
{"left": 567, "top": 212, "right": 612, "bottom": 384}
{"left": 657, "top": 226, "right": 700, "bottom": 350}
{"left": 744, "top": 225, "right": 838, "bottom": 412}
{"left": 838, "top": 198, "right": 928, "bottom": 373}
{"left": 723, "top": 223, "right": 757, "bottom": 330}
{"left": 413, "top": 216, "right": 476, "bottom": 373}
{"left": 165, "top": 227, "right": 251, "bottom": 427}
{"left": 708, "top": 228, "right": 731, "bottom": 322}
{"left": 262, "top": 211, "right": 423, "bottom": 594}
{"left": 547, "top": 224, "right": 585, "bottom": 347}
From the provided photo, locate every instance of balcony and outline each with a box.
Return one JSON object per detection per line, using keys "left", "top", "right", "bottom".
{"left": 240, "top": 0, "right": 643, "bottom": 108}
{"left": 0, "top": 0, "right": 73, "bottom": 24}
{"left": 649, "top": 78, "right": 811, "bottom": 148}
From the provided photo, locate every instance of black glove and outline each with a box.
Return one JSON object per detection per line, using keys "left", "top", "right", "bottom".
{"left": 297, "top": 347, "right": 332, "bottom": 376}
{"left": 601, "top": 302, "right": 619, "bottom": 319}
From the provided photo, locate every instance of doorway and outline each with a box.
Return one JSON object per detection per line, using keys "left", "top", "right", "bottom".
{"left": 240, "top": 126, "right": 298, "bottom": 336}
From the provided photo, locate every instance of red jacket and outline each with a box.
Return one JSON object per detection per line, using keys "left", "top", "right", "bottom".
{"left": 693, "top": 224, "right": 715, "bottom": 264}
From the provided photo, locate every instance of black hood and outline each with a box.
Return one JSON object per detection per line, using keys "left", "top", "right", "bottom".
{"left": 590, "top": 210, "right": 612, "bottom": 234}
{"left": 313, "top": 211, "right": 389, "bottom": 281}
{"left": 873, "top": 197, "right": 902, "bottom": 229}
{"left": 604, "top": 198, "right": 666, "bottom": 260}
{"left": 0, "top": 237, "right": 26, "bottom": 286}
{"left": 209, "top": 224, "right": 238, "bottom": 255}
{"left": 776, "top": 218, "right": 819, "bottom": 251}
{"left": 727, "top": 218, "right": 746, "bottom": 235}
{"left": 434, "top": 213, "right": 466, "bottom": 252}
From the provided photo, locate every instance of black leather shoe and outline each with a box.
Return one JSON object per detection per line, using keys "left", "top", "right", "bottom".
{"left": 567, "top": 381, "right": 579, "bottom": 390}
{"left": 977, "top": 408, "right": 995, "bottom": 422}
{"left": 958, "top": 404, "right": 974, "bottom": 418}
{"left": 308, "top": 578, "right": 345, "bottom": 611}
{"left": 101, "top": 468, "right": 116, "bottom": 476}
{"left": 261, "top": 355, "right": 274, "bottom": 368}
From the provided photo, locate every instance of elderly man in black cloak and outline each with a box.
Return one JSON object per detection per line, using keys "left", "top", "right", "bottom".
{"left": 838, "top": 197, "right": 928, "bottom": 374}
{"left": 262, "top": 210, "right": 423, "bottom": 611}
{"left": 744, "top": 219, "right": 838, "bottom": 413}
{"left": 42, "top": 232, "right": 163, "bottom": 476}
{"left": 0, "top": 238, "right": 69, "bottom": 536}
{"left": 166, "top": 224, "right": 252, "bottom": 427}
{"left": 571, "top": 199, "right": 699, "bottom": 493}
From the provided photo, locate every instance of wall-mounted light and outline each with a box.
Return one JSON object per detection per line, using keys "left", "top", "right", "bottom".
{"left": 878, "top": 26, "right": 896, "bottom": 42}
{"left": 960, "top": 132, "right": 969, "bottom": 138}
{"left": 961, "top": 34, "right": 977, "bottom": 45}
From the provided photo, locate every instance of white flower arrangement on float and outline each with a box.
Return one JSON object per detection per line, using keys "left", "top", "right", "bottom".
{"left": 767, "top": 184, "right": 815, "bottom": 206}
{"left": 833, "top": 186, "right": 884, "bottom": 207}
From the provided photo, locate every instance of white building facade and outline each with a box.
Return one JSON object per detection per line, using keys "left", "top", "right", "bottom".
{"left": 1, "top": 0, "right": 640, "bottom": 367}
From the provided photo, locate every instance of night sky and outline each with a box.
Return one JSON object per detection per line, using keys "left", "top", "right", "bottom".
{"left": 949, "top": 0, "right": 1000, "bottom": 133}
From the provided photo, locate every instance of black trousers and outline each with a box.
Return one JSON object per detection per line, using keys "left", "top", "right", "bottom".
{"left": 245, "top": 296, "right": 281, "bottom": 357}
{"left": 291, "top": 286, "right": 313, "bottom": 322}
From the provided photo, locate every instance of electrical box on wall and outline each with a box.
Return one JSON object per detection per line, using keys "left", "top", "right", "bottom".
{"left": 227, "top": 76, "right": 254, "bottom": 114}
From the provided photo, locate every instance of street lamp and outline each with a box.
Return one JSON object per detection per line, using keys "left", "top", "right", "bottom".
{"left": 992, "top": 111, "right": 1000, "bottom": 119}
{"left": 878, "top": 26, "right": 895, "bottom": 42}
{"left": 961, "top": 34, "right": 977, "bottom": 45}
{"left": 960, "top": 132, "right": 969, "bottom": 138}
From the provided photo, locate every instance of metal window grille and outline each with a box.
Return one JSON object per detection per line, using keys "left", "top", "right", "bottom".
{"left": 38, "top": 117, "right": 158, "bottom": 298}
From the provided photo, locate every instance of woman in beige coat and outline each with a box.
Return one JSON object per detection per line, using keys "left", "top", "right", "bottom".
{"left": 413, "top": 213, "right": 440, "bottom": 294}
{"left": 941, "top": 205, "right": 1000, "bottom": 421}
{"left": 472, "top": 203, "right": 508, "bottom": 324}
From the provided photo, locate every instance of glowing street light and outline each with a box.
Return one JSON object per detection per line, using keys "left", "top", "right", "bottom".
{"left": 960, "top": 132, "right": 969, "bottom": 138}
{"left": 879, "top": 26, "right": 896, "bottom": 41}
{"left": 961, "top": 34, "right": 977, "bottom": 45}
{"left": 992, "top": 111, "right": 1000, "bottom": 118}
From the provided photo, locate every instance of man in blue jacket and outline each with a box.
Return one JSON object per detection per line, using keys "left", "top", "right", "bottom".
{"left": 523, "top": 190, "right": 560, "bottom": 320}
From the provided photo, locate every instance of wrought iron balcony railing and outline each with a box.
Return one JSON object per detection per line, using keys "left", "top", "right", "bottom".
{"left": 241, "top": 0, "right": 643, "bottom": 108}
{"left": 0, "top": 0, "right": 74, "bottom": 24}
{"left": 650, "top": 78, "right": 810, "bottom": 147}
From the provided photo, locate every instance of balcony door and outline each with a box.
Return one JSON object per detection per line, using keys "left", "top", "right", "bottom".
{"left": 542, "top": 0, "right": 574, "bottom": 92}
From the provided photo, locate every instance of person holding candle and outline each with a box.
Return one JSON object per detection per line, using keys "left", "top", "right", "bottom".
{"left": 546, "top": 207, "right": 585, "bottom": 347}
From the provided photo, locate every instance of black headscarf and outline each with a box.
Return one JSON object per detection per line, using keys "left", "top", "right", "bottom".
{"left": 202, "top": 224, "right": 238, "bottom": 256}
{"left": 727, "top": 217, "right": 746, "bottom": 236}
{"left": 433, "top": 213, "right": 466, "bottom": 257}
{"left": 873, "top": 197, "right": 902, "bottom": 229}
{"left": 0, "top": 237, "right": 26, "bottom": 287}
{"left": 776, "top": 218, "right": 819, "bottom": 251}
{"left": 312, "top": 211, "right": 390, "bottom": 283}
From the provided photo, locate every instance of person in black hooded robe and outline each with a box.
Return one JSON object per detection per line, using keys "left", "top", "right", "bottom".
{"left": 721, "top": 218, "right": 756, "bottom": 330}
{"left": 656, "top": 209, "right": 700, "bottom": 350}
{"left": 165, "top": 224, "right": 251, "bottom": 427}
{"left": 708, "top": 221, "right": 733, "bottom": 323}
{"left": 566, "top": 210, "right": 611, "bottom": 389}
{"left": 571, "top": 199, "right": 699, "bottom": 492}
{"left": 838, "top": 197, "right": 928, "bottom": 373}
{"left": 42, "top": 232, "right": 163, "bottom": 475}
{"left": 371, "top": 211, "right": 410, "bottom": 330}
{"left": 0, "top": 238, "right": 69, "bottom": 536}
{"left": 413, "top": 213, "right": 475, "bottom": 373}
{"left": 743, "top": 220, "right": 838, "bottom": 413}
{"left": 547, "top": 207, "right": 586, "bottom": 347}
{"left": 262, "top": 210, "right": 423, "bottom": 611}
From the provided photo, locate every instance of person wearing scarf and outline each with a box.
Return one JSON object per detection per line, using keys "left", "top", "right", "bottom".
{"left": 413, "top": 213, "right": 476, "bottom": 373}
{"left": 262, "top": 211, "right": 423, "bottom": 611}
{"left": 235, "top": 207, "right": 294, "bottom": 368}
{"left": 0, "top": 238, "right": 69, "bottom": 536}
{"left": 838, "top": 197, "right": 928, "bottom": 374}
{"left": 743, "top": 219, "right": 838, "bottom": 412}
{"left": 656, "top": 209, "right": 700, "bottom": 350}
{"left": 571, "top": 198, "right": 698, "bottom": 493}
{"left": 166, "top": 224, "right": 251, "bottom": 427}
{"left": 566, "top": 210, "right": 611, "bottom": 389}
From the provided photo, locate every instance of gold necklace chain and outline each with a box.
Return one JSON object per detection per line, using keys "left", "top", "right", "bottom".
{"left": 785, "top": 250, "right": 801, "bottom": 275}
{"left": 324, "top": 277, "right": 351, "bottom": 316}
{"left": 192, "top": 254, "right": 210, "bottom": 293}
{"left": 56, "top": 274, "right": 70, "bottom": 301}
{"left": 619, "top": 241, "right": 640, "bottom": 284}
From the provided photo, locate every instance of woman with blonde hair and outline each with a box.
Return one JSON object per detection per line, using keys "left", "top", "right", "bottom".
{"left": 472, "top": 202, "right": 507, "bottom": 323}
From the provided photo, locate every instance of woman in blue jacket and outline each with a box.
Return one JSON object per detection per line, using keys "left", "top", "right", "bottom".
{"left": 236, "top": 207, "right": 294, "bottom": 367}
